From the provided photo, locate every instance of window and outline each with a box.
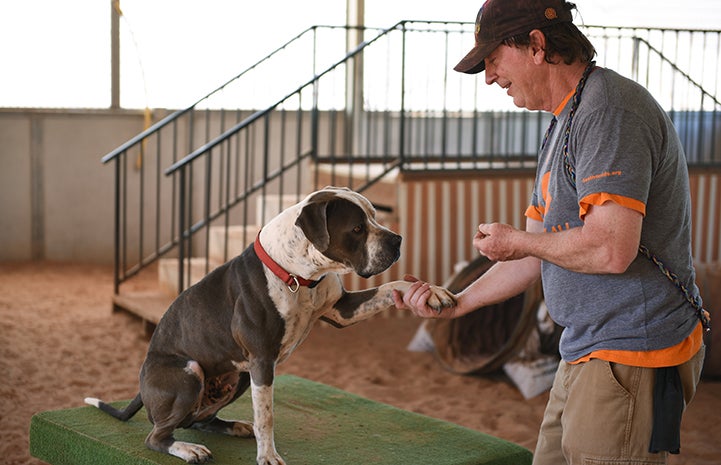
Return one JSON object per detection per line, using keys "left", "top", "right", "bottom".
{"left": 0, "top": 0, "right": 345, "bottom": 109}
{"left": 0, "top": 0, "right": 109, "bottom": 108}
{"left": 1, "top": 0, "right": 718, "bottom": 109}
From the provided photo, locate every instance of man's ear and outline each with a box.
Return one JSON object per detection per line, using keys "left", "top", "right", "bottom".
{"left": 528, "top": 29, "right": 547, "bottom": 65}
{"left": 295, "top": 201, "right": 330, "bottom": 252}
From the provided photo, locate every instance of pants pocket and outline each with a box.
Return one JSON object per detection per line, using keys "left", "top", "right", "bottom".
{"left": 562, "top": 359, "right": 663, "bottom": 463}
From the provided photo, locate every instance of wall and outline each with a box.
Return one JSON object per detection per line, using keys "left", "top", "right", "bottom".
{"left": 0, "top": 109, "right": 148, "bottom": 263}
{"left": 1, "top": 108, "right": 719, "bottom": 273}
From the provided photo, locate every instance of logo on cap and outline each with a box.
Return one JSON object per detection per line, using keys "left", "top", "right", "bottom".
{"left": 544, "top": 7, "right": 557, "bottom": 20}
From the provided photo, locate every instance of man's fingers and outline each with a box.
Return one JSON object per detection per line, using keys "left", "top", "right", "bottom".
{"left": 477, "top": 223, "right": 492, "bottom": 238}
{"left": 392, "top": 289, "right": 405, "bottom": 309}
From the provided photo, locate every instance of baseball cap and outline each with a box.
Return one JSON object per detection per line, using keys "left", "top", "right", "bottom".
{"left": 454, "top": 0, "right": 574, "bottom": 74}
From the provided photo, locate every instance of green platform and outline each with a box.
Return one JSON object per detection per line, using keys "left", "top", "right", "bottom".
{"left": 30, "top": 375, "right": 531, "bottom": 465}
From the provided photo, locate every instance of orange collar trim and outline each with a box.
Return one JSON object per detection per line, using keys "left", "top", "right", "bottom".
{"left": 553, "top": 89, "right": 576, "bottom": 117}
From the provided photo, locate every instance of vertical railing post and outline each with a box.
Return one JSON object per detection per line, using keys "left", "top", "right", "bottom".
{"left": 223, "top": 139, "right": 232, "bottom": 263}
{"left": 138, "top": 142, "right": 145, "bottom": 271}
{"left": 121, "top": 150, "right": 128, "bottom": 287}
{"left": 262, "top": 113, "right": 271, "bottom": 225}
{"left": 112, "top": 154, "right": 122, "bottom": 295}
{"left": 177, "top": 167, "right": 186, "bottom": 296}
{"left": 631, "top": 36, "right": 640, "bottom": 83}
{"left": 399, "top": 22, "right": 407, "bottom": 168}
{"left": 311, "top": 77, "right": 320, "bottom": 166}
{"left": 204, "top": 148, "right": 213, "bottom": 275}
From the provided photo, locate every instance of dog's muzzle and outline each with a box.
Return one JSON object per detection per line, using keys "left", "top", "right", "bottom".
{"left": 358, "top": 231, "right": 402, "bottom": 278}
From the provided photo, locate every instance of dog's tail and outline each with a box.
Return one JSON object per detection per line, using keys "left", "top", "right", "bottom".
{"left": 84, "top": 393, "right": 143, "bottom": 422}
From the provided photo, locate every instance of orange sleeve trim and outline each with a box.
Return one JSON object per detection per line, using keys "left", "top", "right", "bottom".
{"left": 570, "top": 322, "right": 704, "bottom": 367}
{"left": 579, "top": 192, "right": 646, "bottom": 220}
{"left": 525, "top": 204, "right": 543, "bottom": 221}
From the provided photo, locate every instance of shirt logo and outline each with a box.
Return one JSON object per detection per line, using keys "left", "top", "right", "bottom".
{"left": 582, "top": 170, "right": 623, "bottom": 184}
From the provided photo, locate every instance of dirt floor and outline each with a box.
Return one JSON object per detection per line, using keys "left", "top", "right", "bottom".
{"left": 1, "top": 262, "right": 719, "bottom": 465}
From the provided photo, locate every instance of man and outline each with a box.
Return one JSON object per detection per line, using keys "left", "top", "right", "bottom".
{"left": 393, "top": 1, "right": 708, "bottom": 464}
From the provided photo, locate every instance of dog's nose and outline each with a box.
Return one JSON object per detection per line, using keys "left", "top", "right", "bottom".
{"left": 391, "top": 233, "right": 402, "bottom": 248}
{"left": 389, "top": 233, "right": 402, "bottom": 262}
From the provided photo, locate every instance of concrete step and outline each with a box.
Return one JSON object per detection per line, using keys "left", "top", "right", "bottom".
{"left": 256, "top": 194, "right": 302, "bottom": 225}
{"left": 158, "top": 257, "right": 221, "bottom": 297}
{"left": 207, "top": 194, "right": 303, "bottom": 263}
{"left": 208, "top": 224, "right": 261, "bottom": 263}
{"left": 112, "top": 290, "right": 174, "bottom": 336}
{"left": 156, "top": 195, "right": 305, "bottom": 297}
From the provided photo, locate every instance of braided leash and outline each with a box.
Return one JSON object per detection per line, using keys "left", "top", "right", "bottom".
{"left": 638, "top": 245, "right": 711, "bottom": 330}
{"left": 560, "top": 62, "right": 594, "bottom": 185}
{"left": 553, "top": 61, "right": 711, "bottom": 332}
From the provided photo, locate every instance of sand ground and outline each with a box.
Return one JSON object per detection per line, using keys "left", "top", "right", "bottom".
{"left": 1, "top": 262, "right": 719, "bottom": 464}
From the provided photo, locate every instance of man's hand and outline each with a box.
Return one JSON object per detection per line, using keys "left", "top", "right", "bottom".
{"left": 392, "top": 275, "right": 458, "bottom": 319}
{"left": 474, "top": 223, "right": 526, "bottom": 262}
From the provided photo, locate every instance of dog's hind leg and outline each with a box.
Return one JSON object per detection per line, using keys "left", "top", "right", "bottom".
{"left": 145, "top": 408, "right": 215, "bottom": 463}
{"left": 148, "top": 431, "right": 213, "bottom": 465}
{"left": 191, "top": 371, "right": 254, "bottom": 437}
{"left": 191, "top": 416, "right": 255, "bottom": 437}
{"left": 140, "top": 357, "right": 213, "bottom": 464}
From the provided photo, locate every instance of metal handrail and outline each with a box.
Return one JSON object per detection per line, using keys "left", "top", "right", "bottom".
{"left": 100, "top": 25, "right": 382, "bottom": 164}
{"left": 165, "top": 22, "right": 401, "bottom": 176}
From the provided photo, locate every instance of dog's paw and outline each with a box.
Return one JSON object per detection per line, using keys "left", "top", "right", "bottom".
{"left": 257, "top": 452, "right": 287, "bottom": 465}
{"left": 425, "top": 285, "right": 457, "bottom": 312}
{"left": 168, "top": 441, "right": 213, "bottom": 464}
{"left": 231, "top": 420, "right": 255, "bottom": 437}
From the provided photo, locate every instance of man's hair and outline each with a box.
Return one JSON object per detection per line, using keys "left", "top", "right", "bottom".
{"left": 502, "top": 3, "right": 596, "bottom": 65}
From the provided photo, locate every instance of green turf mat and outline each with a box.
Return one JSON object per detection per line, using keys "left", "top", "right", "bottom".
{"left": 30, "top": 374, "right": 531, "bottom": 465}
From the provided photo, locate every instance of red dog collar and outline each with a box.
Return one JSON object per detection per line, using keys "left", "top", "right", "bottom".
{"left": 253, "top": 232, "right": 323, "bottom": 292}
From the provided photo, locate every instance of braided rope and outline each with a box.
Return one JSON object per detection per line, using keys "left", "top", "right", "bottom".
{"left": 562, "top": 61, "right": 595, "bottom": 186}
{"left": 540, "top": 115, "right": 557, "bottom": 151}
{"left": 559, "top": 62, "right": 711, "bottom": 332}
{"left": 639, "top": 245, "right": 711, "bottom": 331}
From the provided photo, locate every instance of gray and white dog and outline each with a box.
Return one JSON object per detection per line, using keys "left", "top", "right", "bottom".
{"left": 85, "top": 187, "right": 455, "bottom": 465}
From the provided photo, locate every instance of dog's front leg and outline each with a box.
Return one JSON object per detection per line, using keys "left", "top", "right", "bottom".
{"left": 323, "top": 281, "right": 456, "bottom": 327}
{"left": 250, "top": 361, "right": 285, "bottom": 465}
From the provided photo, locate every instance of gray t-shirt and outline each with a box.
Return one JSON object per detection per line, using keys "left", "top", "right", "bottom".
{"left": 528, "top": 67, "right": 700, "bottom": 362}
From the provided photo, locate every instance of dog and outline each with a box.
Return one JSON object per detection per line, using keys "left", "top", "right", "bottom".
{"left": 85, "top": 186, "right": 455, "bottom": 465}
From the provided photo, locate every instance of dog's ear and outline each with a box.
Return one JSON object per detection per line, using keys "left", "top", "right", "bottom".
{"left": 296, "top": 199, "right": 331, "bottom": 252}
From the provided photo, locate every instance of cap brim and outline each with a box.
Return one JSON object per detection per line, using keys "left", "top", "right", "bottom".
{"left": 453, "top": 40, "right": 500, "bottom": 74}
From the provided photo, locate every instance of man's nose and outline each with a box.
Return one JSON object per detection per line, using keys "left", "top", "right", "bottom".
{"left": 484, "top": 60, "right": 496, "bottom": 85}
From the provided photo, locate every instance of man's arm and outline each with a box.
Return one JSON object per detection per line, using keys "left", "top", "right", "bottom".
{"left": 477, "top": 201, "right": 642, "bottom": 274}
{"left": 395, "top": 217, "right": 543, "bottom": 319}
{"left": 396, "top": 200, "right": 642, "bottom": 319}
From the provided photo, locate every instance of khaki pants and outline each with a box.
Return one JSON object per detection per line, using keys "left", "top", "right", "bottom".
{"left": 532, "top": 347, "right": 705, "bottom": 465}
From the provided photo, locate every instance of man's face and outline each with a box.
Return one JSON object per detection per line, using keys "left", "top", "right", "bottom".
{"left": 484, "top": 43, "right": 544, "bottom": 111}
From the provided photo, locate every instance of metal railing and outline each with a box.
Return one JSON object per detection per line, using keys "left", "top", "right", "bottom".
{"left": 586, "top": 26, "right": 721, "bottom": 166}
{"left": 102, "top": 21, "right": 721, "bottom": 295}
{"left": 100, "top": 25, "right": 379, "bottom": 292}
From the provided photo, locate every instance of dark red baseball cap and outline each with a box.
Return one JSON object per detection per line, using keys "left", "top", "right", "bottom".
{"left": 454, "top": 0, "right": 574, "bottom": 74}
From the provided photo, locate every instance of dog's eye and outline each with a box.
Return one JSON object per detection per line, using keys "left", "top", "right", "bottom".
{"left": 352, "top": 225, "right": 364, "bottom": 234}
